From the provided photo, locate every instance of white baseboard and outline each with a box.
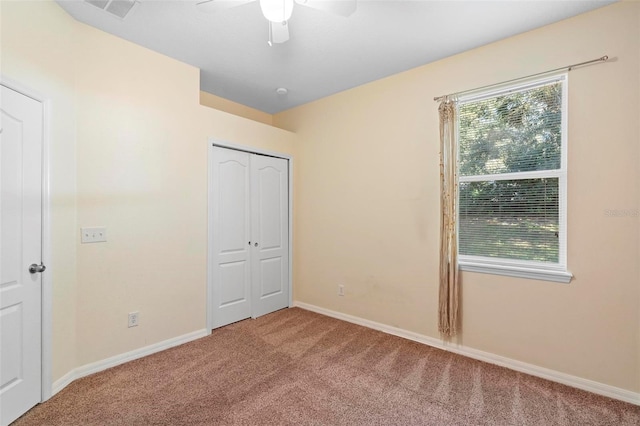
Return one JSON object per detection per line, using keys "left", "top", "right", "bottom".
{"left": 293, "top": 301, "right": 640, "bottom": 406}
{"left": 52, "top": 329, "right": 208, "bottom": 397}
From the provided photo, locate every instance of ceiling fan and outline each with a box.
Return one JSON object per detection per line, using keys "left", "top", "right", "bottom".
{"left": 196, "top": 0, "right": 357, "bottom": 45}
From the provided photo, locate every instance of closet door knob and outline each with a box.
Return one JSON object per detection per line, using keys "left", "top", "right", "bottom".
{"left": 254, "top": 242, "right": 259, "bottom": 247}
{"left": 29, "top": 263, "right": 46, "bottom": 274}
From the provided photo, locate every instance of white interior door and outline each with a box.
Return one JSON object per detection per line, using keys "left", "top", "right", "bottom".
{"left": 250, "top": 155, "right": 289, "bottom": 318}
{"left": 211, "top": 147, "right": 252, "bottom": 328}
{"left": 210, "top": 146, "right": 289, "bottom": 329}
{"left": 0, "top": 86, "right": 44, "bottom": 425}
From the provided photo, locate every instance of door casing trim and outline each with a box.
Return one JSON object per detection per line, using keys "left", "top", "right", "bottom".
{"left": 1, "top": 76, "right": 53, "bottom": 401}
{"left": 206, "top": 139, "right": 294, "bottom": 332}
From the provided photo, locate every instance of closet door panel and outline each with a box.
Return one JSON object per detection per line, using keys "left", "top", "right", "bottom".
{"left": 251, "top": 154, "right": 289, "bottom": 318}
{"left": 211, "top": 147, "right": 252, "bottom": 327}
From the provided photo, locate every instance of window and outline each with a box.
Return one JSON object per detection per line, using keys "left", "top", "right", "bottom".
{"left": 456, "top": 75, "right": 572, "bottom": 283}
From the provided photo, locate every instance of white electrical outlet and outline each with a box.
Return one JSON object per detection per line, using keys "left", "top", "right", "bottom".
{"left": 338, "top": 284, "right": 344, "bottom": 296}
{"left": 128, "top": 311, "right": 139, "bottom": 328}
{"left": 81, "top": 226, "right": 107, "bottom": 243}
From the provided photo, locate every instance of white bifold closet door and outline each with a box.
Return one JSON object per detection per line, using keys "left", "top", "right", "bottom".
{"left": 211, "top": 146, "right": 289, "bottom": 329}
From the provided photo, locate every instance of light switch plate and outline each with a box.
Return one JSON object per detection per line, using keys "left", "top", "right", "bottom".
{"left": 81, "top": 227, "right": 107, "bottom": 243}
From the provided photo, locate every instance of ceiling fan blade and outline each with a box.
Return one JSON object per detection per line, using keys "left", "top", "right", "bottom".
{"left": 196, "top": 0, "right": 254, "bottom": 13}
{"left": 270, "top": 20, "right": 290, "bottom": 44}
{"left": 295, "top": 0, "right": 356, "bottom": 17}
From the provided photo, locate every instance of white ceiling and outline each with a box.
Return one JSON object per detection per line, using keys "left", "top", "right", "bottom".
{"left": 55, "top": 0, "right": 615, "bottom": 114}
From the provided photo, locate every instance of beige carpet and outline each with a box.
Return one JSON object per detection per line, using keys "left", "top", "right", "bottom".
{"left": 15, "top": 307, "right": 640, "bottom": 425}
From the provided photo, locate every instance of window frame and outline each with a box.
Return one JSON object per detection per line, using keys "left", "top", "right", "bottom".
{"left": 456, "top": 74, "right": 572, "bottom": 283}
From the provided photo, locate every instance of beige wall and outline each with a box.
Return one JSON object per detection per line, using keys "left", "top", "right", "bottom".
{"left": 275, "top": 2, "right": 640, "bottom": 393}
{"left": 200, "top": 90, "right": 273, "bottom": 127}
{"left": 2, "top": 0, "right": 296, "bottom": 380}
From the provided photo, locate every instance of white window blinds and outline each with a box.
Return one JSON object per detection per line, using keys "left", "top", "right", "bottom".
{"left": 457, "top": 76, "right": 567, "bottom": 268}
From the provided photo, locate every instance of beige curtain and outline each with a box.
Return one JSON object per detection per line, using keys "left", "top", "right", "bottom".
{"left": 438, "top": 98, "right": 459, "bottom": 337}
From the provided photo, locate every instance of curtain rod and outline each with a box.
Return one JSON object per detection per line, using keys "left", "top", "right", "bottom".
{"left": 433, "top": 55, "right": 609, "bottom": 102}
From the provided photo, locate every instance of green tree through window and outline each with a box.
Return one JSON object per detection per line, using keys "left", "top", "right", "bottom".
{"left": 458, "top": 79, "right": 564, "bottom": 264}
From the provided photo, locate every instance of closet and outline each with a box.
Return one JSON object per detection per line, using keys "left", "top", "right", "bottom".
{"left": 209, "top": 146, "right": 290, "bottom": 329}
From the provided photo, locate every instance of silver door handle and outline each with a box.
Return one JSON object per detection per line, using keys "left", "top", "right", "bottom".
{"left": 29, "top": 263, "right": 46, "bottom": 274}
{"left": 254, "top": 242, "right": 258, "bottom": 247}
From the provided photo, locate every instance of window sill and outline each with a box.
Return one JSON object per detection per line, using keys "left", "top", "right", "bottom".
{"left": 459, "top": 260, "right": 573, "bottom": 283}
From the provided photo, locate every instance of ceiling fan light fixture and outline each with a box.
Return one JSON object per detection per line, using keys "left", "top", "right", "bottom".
{"left": 260, "top": 0, "right": 294, "bottom": 23}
